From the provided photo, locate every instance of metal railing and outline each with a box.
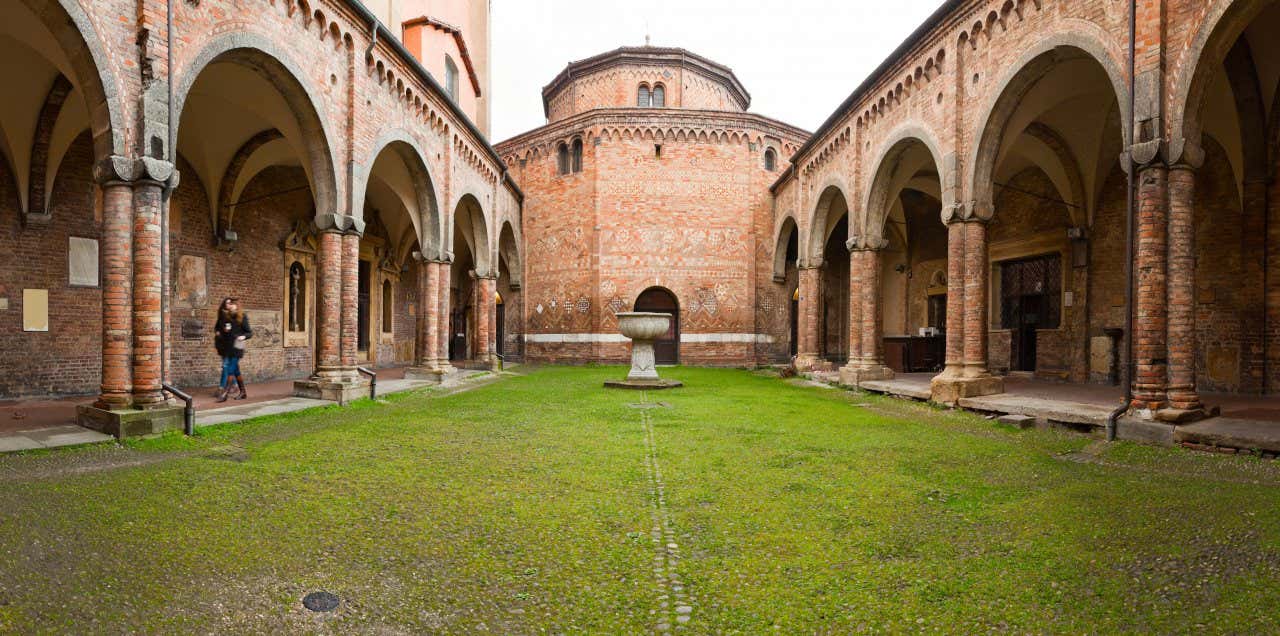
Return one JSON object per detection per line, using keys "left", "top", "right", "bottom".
{"left": 162, "top": 383, "right": 195, "bottom": 436}
{"left": 357, "top": 367, "right": 377, "bottom": 400}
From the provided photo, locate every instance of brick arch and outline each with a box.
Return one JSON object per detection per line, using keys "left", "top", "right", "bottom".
{"left": 861, "top": 122, "right": 947, "bottom": 243}
{"left": 806, "top": 177, "right": 851, "bottom": 265}
{"left": 498, "top": 219, "right": 523, "bottom": 288}
{"left": 772, "top": 215, "right": 800, "bottom": 281}
{"left": 18, "top": 0, "right": 127, "bottom": 162}
{"left": 451, "top": 192, "right": 492, "bottom": 276}
{"left": 353, "top": 129, "right": 443, "bottom": 260}
{"left": 1168, "top": 0, "right": 1272, "bottom": 165}
{"left": 217, "top": 129, "right": 285, "bottom": 237}
{"left": 173, "top": 32, "right": 340, "bottom": 223}
{"left": 967, "top": 27, "right": 1131, "bottom": 221}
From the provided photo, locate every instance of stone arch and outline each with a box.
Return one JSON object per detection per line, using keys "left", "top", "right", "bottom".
{"left": 173, "top": 31, "right": 340, "bottom": 221}
{"left": 861, "top": 122, "right": 948, "bottom": 241}
{"left": 968, "top": 28, "right": 1131, "bottom": 220}
{"left": 773, "top": 215, "right": 800, "bottom": 280}
{"left": 1169, "top": 0, "right": 1273, "bottom": 164}
{"left": 16, "top": 0, "right": 126, "bottom": 161}
{"left": 807, "top": 177, "right": 851, "bottom": 263}
{"left": 354, "top": 128, "right": 443, "bottom": 259}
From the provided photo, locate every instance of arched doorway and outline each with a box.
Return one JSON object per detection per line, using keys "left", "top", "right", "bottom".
{"left": 635, "top": 287, "right": 679, "bottom": 365}
{"left": 495, "top": 292, "right": 505, "bottom": 357}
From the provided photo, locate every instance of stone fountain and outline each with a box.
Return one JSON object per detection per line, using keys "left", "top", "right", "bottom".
{"left": 604, "top": 312, "right": 683, "bottom": 389}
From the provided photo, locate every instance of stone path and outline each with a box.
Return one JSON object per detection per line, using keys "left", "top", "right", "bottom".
{"left": 638, "top": 393, "right": 693, "bottom": 632}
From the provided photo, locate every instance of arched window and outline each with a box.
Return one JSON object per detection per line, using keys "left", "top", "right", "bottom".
{"left": 381, "top": 279, "right": 393, "bottom": 334}
{"left": 571, "top": 138, "right": 584, "bottom": 173}
{"left": 556, "top": 142, "right": 570, "bottom": 175}
{"left": 444, "top": 55, "right": 459, "bottom": 101}
{"left": 288, "top": 261, "right": 306, "bottom": 332}
{"left": 764, "top": 148, "right": 777, "bottom": 172}
{"left": 652, "top": 84, "right": 665, "bottom": 108}
{"left": 637, "top": 84, "right": 651, "bottom": 107}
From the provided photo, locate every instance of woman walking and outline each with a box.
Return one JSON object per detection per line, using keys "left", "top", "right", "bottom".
{"left": 214, "top": 297, "right": 253, "bottom": 402}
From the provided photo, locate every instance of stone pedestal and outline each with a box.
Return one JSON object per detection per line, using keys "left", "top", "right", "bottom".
{"left": 839, "top": 364, "right": 894, "bottom": 387}
{"left": 77, "top": 404, "right": 185, "bottom": 439}
{"left": 930, "top": 374, "right": 1005, "bottom": 405}
{"left": 293, "top": 378, "right": 371, "bottom": 405}
{"left": 405, "top": 366, "right": 447, "bottom": 384}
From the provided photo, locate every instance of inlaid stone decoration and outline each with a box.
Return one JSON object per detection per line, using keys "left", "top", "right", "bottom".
{"left": 244, "top": 309, "right": 282, "bottom": 349}
{"left": 175, "top": 255, "right": 209, "bottom": 309}
{"left": 68, "top": 237, "right": 99, "bottom": 287}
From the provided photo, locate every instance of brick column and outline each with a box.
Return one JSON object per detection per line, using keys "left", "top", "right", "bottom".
{"left": 963, "top": 220, "right": 991, "bottom": 379}
{"left": 1166, "top": 164, "right": 1203, "bottom": 413}
{"left": 859, "top": 244, "right": 892, "bottom": 377}
{"left": 940, "top": 220, "right": 966, "bottom": 379}
{"left": 1133, "top": 163, "right": 1169, "bottom": 410}
{"left": 436, "top": 260, "right": 453, "bottom": 369}
{"left": 930, "top": 212, "right": 1002, "bottom": 402}
{"left": 794, "top": 265, "right": 822, "bottom": 370}
{"left": 340, "top": 231, "right": 360, "bottom": 374}
{"left": 845, "top": 248, "right": 864, "bottom": 366}
{"left": 475, "top": 275, "right": 498, "bottom": 368}
{"left": 413, "top": 256, "right": 433, "bottom": 367}
{"left": 131, "top": 178, "right": 167, "bottom": 408}
{"left": 95, "top": 180, "right": 134, "bottom": 410}
{"left": 314, "top": 229, "right": 343, "bottom": 378}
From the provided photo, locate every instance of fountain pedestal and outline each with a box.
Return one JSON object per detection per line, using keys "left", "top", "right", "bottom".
{"left": 604, "top": 312, "right": 683, "bottom": 390}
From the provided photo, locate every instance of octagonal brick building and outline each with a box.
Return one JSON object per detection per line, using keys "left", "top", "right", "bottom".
{"left": 496, "top": 46, "right": 809, "bottom": 366}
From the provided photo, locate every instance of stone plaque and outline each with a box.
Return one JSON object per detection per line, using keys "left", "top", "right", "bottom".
{"left": 68, "top": 237, "right": 99, "bottom": 287}
{"left": 176, "top": 254, "right": 208, "bottom": 309}
{"left": 244, "top": 309, "right": 282, "bottom": 349}
{"left": 23, "top": 289, "right": 48, "bottom": 332}
{"left": 181, "top": 318, "right": 206, "bottom": 340}
{"left": 1089, "top": 336, "right": 1113, "bottom": 375}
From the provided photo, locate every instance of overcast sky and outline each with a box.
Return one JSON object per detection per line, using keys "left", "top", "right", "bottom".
{"left": 490, "top": 0, "right": 944, "bottom": 142}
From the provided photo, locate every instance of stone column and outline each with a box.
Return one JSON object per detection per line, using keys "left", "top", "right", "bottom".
{"left": 95, "top": 178, "right": 134, "bottom": 410}
{"left": 1132, "top": 163, "right": 1169, "bottom": 410}
{"left": 931, "top": 211, "right": 1002, "bottom": 402}
{"left": 1165, "top": 164, "right": 1204, "bottom": 417}
{"left": 130, "top": 177, "right": 168, "bottom": 408}
{"left": 435, "top": 260, "right": 453, "bottom": 370}
{"left": 794, "top": 264, "right": 822, "bottom": 370}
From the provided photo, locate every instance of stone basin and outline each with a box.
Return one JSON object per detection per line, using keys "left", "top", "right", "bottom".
{"left": 605, "top": 312, "right": 683, "bottom": 390}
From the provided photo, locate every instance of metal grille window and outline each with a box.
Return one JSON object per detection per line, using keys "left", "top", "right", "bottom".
{"left": 999, "top": 254, "right": 1061, "bottom": 330}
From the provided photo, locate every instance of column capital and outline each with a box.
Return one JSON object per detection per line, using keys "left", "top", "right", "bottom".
{"left": 314, "top": 213, "right": 365, "bottom": 235}
{"left": 93, "top": 155, "right": 177, "bottom": 187}
{"left": 848, "top": 236, "right": 888, "bottom": 252}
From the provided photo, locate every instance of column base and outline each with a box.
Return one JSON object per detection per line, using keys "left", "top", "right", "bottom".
{"left": 839, "top": 365, "right": 895, "bottom": 387}
{"left": 405, "top": 366, "right": 446, "bottom": 384}
{"left": 794, "top": 354, "right": 821, "bottom": 372}
{"left": 1155, "top": 406, "right": 1213, "bottom": 424}
{"left": 930, "top": 375, "right": 1005, "bottom": 404}
{"left": 293, "top": 378, "right": 372, "bottom": 404}
{"left": 77, "top": 404, "right": 185, "bottom": 439}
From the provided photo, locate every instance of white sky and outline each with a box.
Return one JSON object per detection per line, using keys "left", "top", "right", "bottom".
{"left": 490, "top": 0, "right": 945, "bottom": 142}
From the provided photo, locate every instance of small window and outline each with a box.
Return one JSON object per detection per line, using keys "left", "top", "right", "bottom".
{"left": 655, "top": 144, "right": 662, "bottom": 158}
{"left": 764, "top": 148, "right": 777, "bottom": 172}
{"left": 444, "top": 55, "right": 459, "bottom": 101}
{"left": 288, "top": 261, "right": 307, "bottom": 332}
{"left": 557, "top": 142, "right": 570, "bottom": 175}
{"left": 637, "top": 84, "right": 651, "bottom": 107}
{"left": 381, "top": 280, "right": 393, "bottom": 334}
{"left": 652, "top": 84, "right": 665, "bottom": 108}
{"left": 571, "top": 138, "right": 584, "bottom": 173}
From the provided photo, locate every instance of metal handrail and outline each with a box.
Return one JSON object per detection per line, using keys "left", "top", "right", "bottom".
{"left": 162, "top": 383, "right": 195, "bottom": 436}
{"left": 357, "top": 367, "right": 377, "bottom": 400}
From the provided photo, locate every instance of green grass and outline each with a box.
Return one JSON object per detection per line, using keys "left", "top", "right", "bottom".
{"left": 1, "top": 366, "right": 1279, "bottom": 633}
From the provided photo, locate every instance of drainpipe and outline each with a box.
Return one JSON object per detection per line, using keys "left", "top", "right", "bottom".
{"left": 1107, "top": 0, "right": 1138, "bottom": 442}
{"left": 365, "top": 13, "right": 379, "bottom": 61}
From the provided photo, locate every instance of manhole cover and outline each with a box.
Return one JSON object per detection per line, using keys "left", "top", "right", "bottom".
{"left": 302, "top": 591, "right": 341, "bottom": 612}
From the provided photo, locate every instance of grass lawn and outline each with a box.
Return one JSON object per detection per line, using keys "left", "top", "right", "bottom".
{"left": 1, "top": 366, "right": 1279, "bottom": 633}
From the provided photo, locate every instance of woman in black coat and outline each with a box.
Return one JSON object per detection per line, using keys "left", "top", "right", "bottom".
{"left": 213, "top": 297, "right": 253, "bottom": 402}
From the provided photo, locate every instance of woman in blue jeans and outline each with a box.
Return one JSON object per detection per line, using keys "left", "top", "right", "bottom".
{"left": 213, "top": 297, "right": 253, "bottom": 402}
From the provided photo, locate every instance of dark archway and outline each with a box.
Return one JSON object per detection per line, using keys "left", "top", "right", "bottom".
{"left": 635, "top": 287, "right": 679, "bottom": 365}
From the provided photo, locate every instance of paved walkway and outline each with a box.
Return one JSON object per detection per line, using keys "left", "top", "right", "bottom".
{"left": 837, "top": 372, "right": 1280, "bottom": 454}
{"left": 0, "top": 366, "right": 489, "bottom": 453}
